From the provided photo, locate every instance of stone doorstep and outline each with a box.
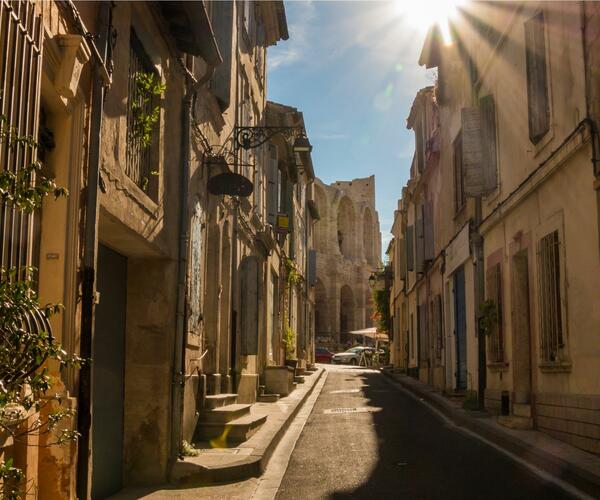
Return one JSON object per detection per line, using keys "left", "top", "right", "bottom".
{"left": 198, "top": 404, "right": 251, "bottom": 424}
{"left": 294, "top": 376, "right": 305, "bottom": 384}
{"left": 203, "top": 394, "right": 238, "bottom": 410}
{"left": 194, "top": 413, "right": 268, "bottom": 442}
{"left": 498, "top": 415, "right": 534, "bottom": 430}
{"left": 171, "top": 368, "right": 324, "bottom": 485}
{"left": 257, "top": 394, "right": 280, "bottom": 403}
{"left": 381, "top": 370, "right": 600, "bottom": 498}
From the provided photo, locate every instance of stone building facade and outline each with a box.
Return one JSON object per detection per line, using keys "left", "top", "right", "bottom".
{"left": 313, "top": 176, "right": 381, "bottom": 350}
{"left": 388, "top": 0, "right": 600, "bottom": 456}
{"left": 0, "top": 1, "right": 319, "bottom": 499}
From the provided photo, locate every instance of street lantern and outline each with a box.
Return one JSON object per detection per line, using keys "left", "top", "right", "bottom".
{"left": 292, "top": 134, "right": 312, "bottom": 153}
{"left": 368, "top": 273, "right": 377, "bottom": 289}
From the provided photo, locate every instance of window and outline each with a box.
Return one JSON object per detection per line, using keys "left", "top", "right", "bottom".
{"left": 537, "top": 230, "right": 565, "bottom": 362}
{"left": 0, "top": 1, "right": 42, "bottom": 271}
{"left": 524, "top": 11, "right": 549, "bottom": 144}
{"left": 453, "top": 132, "right": 465, "bottom": 211}
{"left": 126, "top": 30, "right": 160, "bottom": 200}
{"left": 486, "top": 263, "right": 504, "bottom": 363}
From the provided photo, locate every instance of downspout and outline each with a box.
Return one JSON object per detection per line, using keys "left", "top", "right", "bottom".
{"left": 581, "top": 1, "right": 600, "bottom": 258}
{"left": 76, "top": 2, "right": 111, "bottom": 498}
{"left": 170, "top": 60, "right": 216, "bottom": 468}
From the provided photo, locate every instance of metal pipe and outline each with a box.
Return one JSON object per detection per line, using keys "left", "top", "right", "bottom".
{"left": 170, "top": 59, "right": 216, "bottom": 470}
{"left": 76, "top": 2, "right": 111, "bottom": 498}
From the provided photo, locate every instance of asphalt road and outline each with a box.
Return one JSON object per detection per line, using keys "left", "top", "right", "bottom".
{"left": 275, "top": 365, "right": 576, "bottom": 500}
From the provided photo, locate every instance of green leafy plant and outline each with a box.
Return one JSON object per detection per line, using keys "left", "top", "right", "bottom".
{"left": 180, "top": 440, "right": 199, "bottom": 457}
{"left": 131, "top": 72, "right": 165, "bottom": 149}
{"left": 371, "top": 288, "right": 391, "bottom": 334}
{"left": 479, "top": 299, "right": 498, "bottom": 336}
{"left": 284, "top": 258, "right": 303, "bottom": 287}
{"left": 283, "top": 326, "right": 296, "bottom": 360}
{"left": 0, "top": 103, "right": 82, "bottom": 499}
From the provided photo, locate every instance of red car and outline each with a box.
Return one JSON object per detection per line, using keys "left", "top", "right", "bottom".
{"left": 315, "top": 347, "right": 334, "bottom": 364}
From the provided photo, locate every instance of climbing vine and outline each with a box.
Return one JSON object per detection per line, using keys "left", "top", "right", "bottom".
{"left": 281, "top": 258, "right": 303, "bottom": 360}
{"left": 371, "top": 289, "right": 391, "bottom": 334}
{"left": 131, "top": 71, "right": 165, "bottom": 149}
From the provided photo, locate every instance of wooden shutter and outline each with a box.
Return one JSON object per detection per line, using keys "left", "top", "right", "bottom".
{"left": 399, "top": 236, "right": 407, "bottom": 281}
{"left": 525, "top": 11, "right": 549, "bottom": 144}
{"left": 415, "top": 121, "right": 424, "bottom": 173}
{"left": 424, "top": 200, "right": 434, "bottom": 261}
{"left": 240, "top": 256, "right": 259, "bottom": 355}
{"left": 406, "top": 225, "right": 414, "bottom": 272}
{"left": 0, "top": 1, "right": 43, "bottom": 271}
{"left": 416, "top": 206, "right": 424, "bottom": 272}
{"left": 267, "top": 144, "right": 278, "bottom": 225}
{"left": 479, "top": 95, "right": 498, "bottom": 192}
{"left": 461, "top": 107, "right": 485, "bottom": 197}
{"left": 418, "top": 304, "right": 429, "bottom": 363}
{"left": 210, "top": 1, "right": 234, "bottom": 110}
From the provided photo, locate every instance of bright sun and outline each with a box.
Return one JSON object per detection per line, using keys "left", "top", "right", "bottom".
{"left": 393, "top": 0, "right": 465, "bottom": 43}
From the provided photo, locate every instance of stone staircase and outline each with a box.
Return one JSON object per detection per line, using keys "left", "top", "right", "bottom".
{"left": 194, "top": 393, "right": 267, "bottom": 446}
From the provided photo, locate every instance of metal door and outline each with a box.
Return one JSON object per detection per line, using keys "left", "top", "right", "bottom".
{"left": 91, "top": 245, "right": 127, "bottom": 499}
{"left": 454, "top": 266, "right": 467, "bottom": 390}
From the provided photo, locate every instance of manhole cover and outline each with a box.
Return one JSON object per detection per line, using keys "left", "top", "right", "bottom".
{"left": 324, "top": 407, "right": 372, "bottom": 414}
{"left": 329, "top": 389, "right": 361, "bottom": 394}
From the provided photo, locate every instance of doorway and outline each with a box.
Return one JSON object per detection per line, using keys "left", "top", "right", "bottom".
{"left": 512, "top": 250, "right": 532, "bottom": 404}
{"left": 91, "top": 245, "right": 127, "bottom": 499}
{"left": 453, "top": 266, "right": 467, "bottom": 391}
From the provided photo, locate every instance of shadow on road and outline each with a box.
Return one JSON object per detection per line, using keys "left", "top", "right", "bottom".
{"left": 328, "top": 371, "right": 574, "bottom": 500}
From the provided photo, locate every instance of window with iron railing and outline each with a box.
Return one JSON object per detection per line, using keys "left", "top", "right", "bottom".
{"left": 537, "top": 230, "right": 565, "bottom": 363}
{"left": 0, "top": 0, "right": 43, "bottom": 272}
{"left": 126, "top": 29, "right": 160, "bottom": 201}
{"left": 486, "top": 263, "right": 504, "bottom": 363}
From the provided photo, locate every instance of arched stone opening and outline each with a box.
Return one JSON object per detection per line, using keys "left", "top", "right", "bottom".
{"left": 337, "top": 196, "right": 355, "bottom": 259}
{"left": 204, "top": 220, "right": 221, "bottom": 374}
{"left": 315, "top": 278, "right": 328, "bottom": 344}
{"left": 314, "top": 185, "right": 328, "bottom": 253}
{"left": 339, "top": 284, "right": 355, "bottom": 345}
{"left": 363, "top": 207, "right": 375, "bottom": 265}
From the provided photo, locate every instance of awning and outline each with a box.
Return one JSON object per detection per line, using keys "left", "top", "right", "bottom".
{"left": 348, "top": 328, "right": 389, "bottom": 342}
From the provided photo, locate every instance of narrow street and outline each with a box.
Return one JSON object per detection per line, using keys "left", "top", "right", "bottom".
{"left": 275, "top": 365, "right": 574, "bottom": 500}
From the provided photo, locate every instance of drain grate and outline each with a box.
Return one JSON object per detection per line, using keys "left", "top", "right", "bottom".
{"left": 324, "top": 407, "right": 372, "bottom": 415}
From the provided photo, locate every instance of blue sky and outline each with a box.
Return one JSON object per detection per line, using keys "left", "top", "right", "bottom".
{"left": 267, "top": 0, "right": 437, "bottom": 254}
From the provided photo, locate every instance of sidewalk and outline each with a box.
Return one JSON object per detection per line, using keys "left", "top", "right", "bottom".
{"left": 110, "top": 367, "right": 324, "bottom": 499}
{"left": 382, "top": 369, "right": 600, "bottom": 497}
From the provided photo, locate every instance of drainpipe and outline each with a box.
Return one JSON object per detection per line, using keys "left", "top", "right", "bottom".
{"left": 580, "top": 1, "right": 600, "bottom": 258}
{"left": 473, "top": 200, "right": 486, "bottom": 411}
{"left": 76, "top": 2, "right": 111, "bottom": 498}
{"left": 170, "top": 59, "right": 216, "bottom": 469}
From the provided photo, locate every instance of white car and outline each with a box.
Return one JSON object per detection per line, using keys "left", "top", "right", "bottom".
{"left": 331, "top": 347, "right": 372, "bottom": 365}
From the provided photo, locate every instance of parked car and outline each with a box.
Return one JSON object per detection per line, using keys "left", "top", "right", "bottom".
{"left": 331, "top": 346, "right": 385, "bottom": 366}
{"left": 315, "top": 347, "right": 334, "bottom": 363}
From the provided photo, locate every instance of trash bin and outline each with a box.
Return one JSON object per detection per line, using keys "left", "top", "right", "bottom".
{"left": 501, "top": 390, "right": 510, "bottom": 416}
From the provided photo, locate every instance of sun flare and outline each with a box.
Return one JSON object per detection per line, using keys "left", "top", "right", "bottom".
{"left": 392, "top": 0, "right": 465, "bottom": 43}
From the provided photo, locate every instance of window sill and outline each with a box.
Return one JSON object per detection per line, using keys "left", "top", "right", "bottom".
{"left": 487, "top": 361, "right": 509, "bottom": 372}
{"left": 539, "top": 361, "right": 572, "bottom": 373}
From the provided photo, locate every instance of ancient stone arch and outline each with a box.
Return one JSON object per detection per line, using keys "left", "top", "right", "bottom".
{"left": 340, "top": 284, "right": 355, "bottom": 345}
{"left": 337, "top": 196, "right": 355, "bottom": 259}
{"left": 363, "top": 206, "right": 375, "bottom": 266}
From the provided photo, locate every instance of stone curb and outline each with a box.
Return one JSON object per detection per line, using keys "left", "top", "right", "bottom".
{"left": 382, "top": 370, "right": 600, "bottom": 497}
{"left": 172, "top": 368, "right": 325, "bottom": 485}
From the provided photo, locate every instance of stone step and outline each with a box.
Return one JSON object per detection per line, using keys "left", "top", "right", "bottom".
{"left": 194, "top": 413, "right": 268, "bottom": 445}
{"left": 203, "top": 394, "right": 237, "bottom": 410}
{"left": 257, "top": 393, "right": 280, "bottom": 403}
{"left": 294, "top": 376, "right": 305, "bottom": 384}
{"left": 199, "top": 404, "right": 251, "bottom": 424}
{"left": 498, "top": 415, "right": 533, "bottom": 430}
{"left": 513, "top": 403, "right": 532, "bottom": 418}
{"left": 296, "top": 367, "right": 306, "bottom": 376}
